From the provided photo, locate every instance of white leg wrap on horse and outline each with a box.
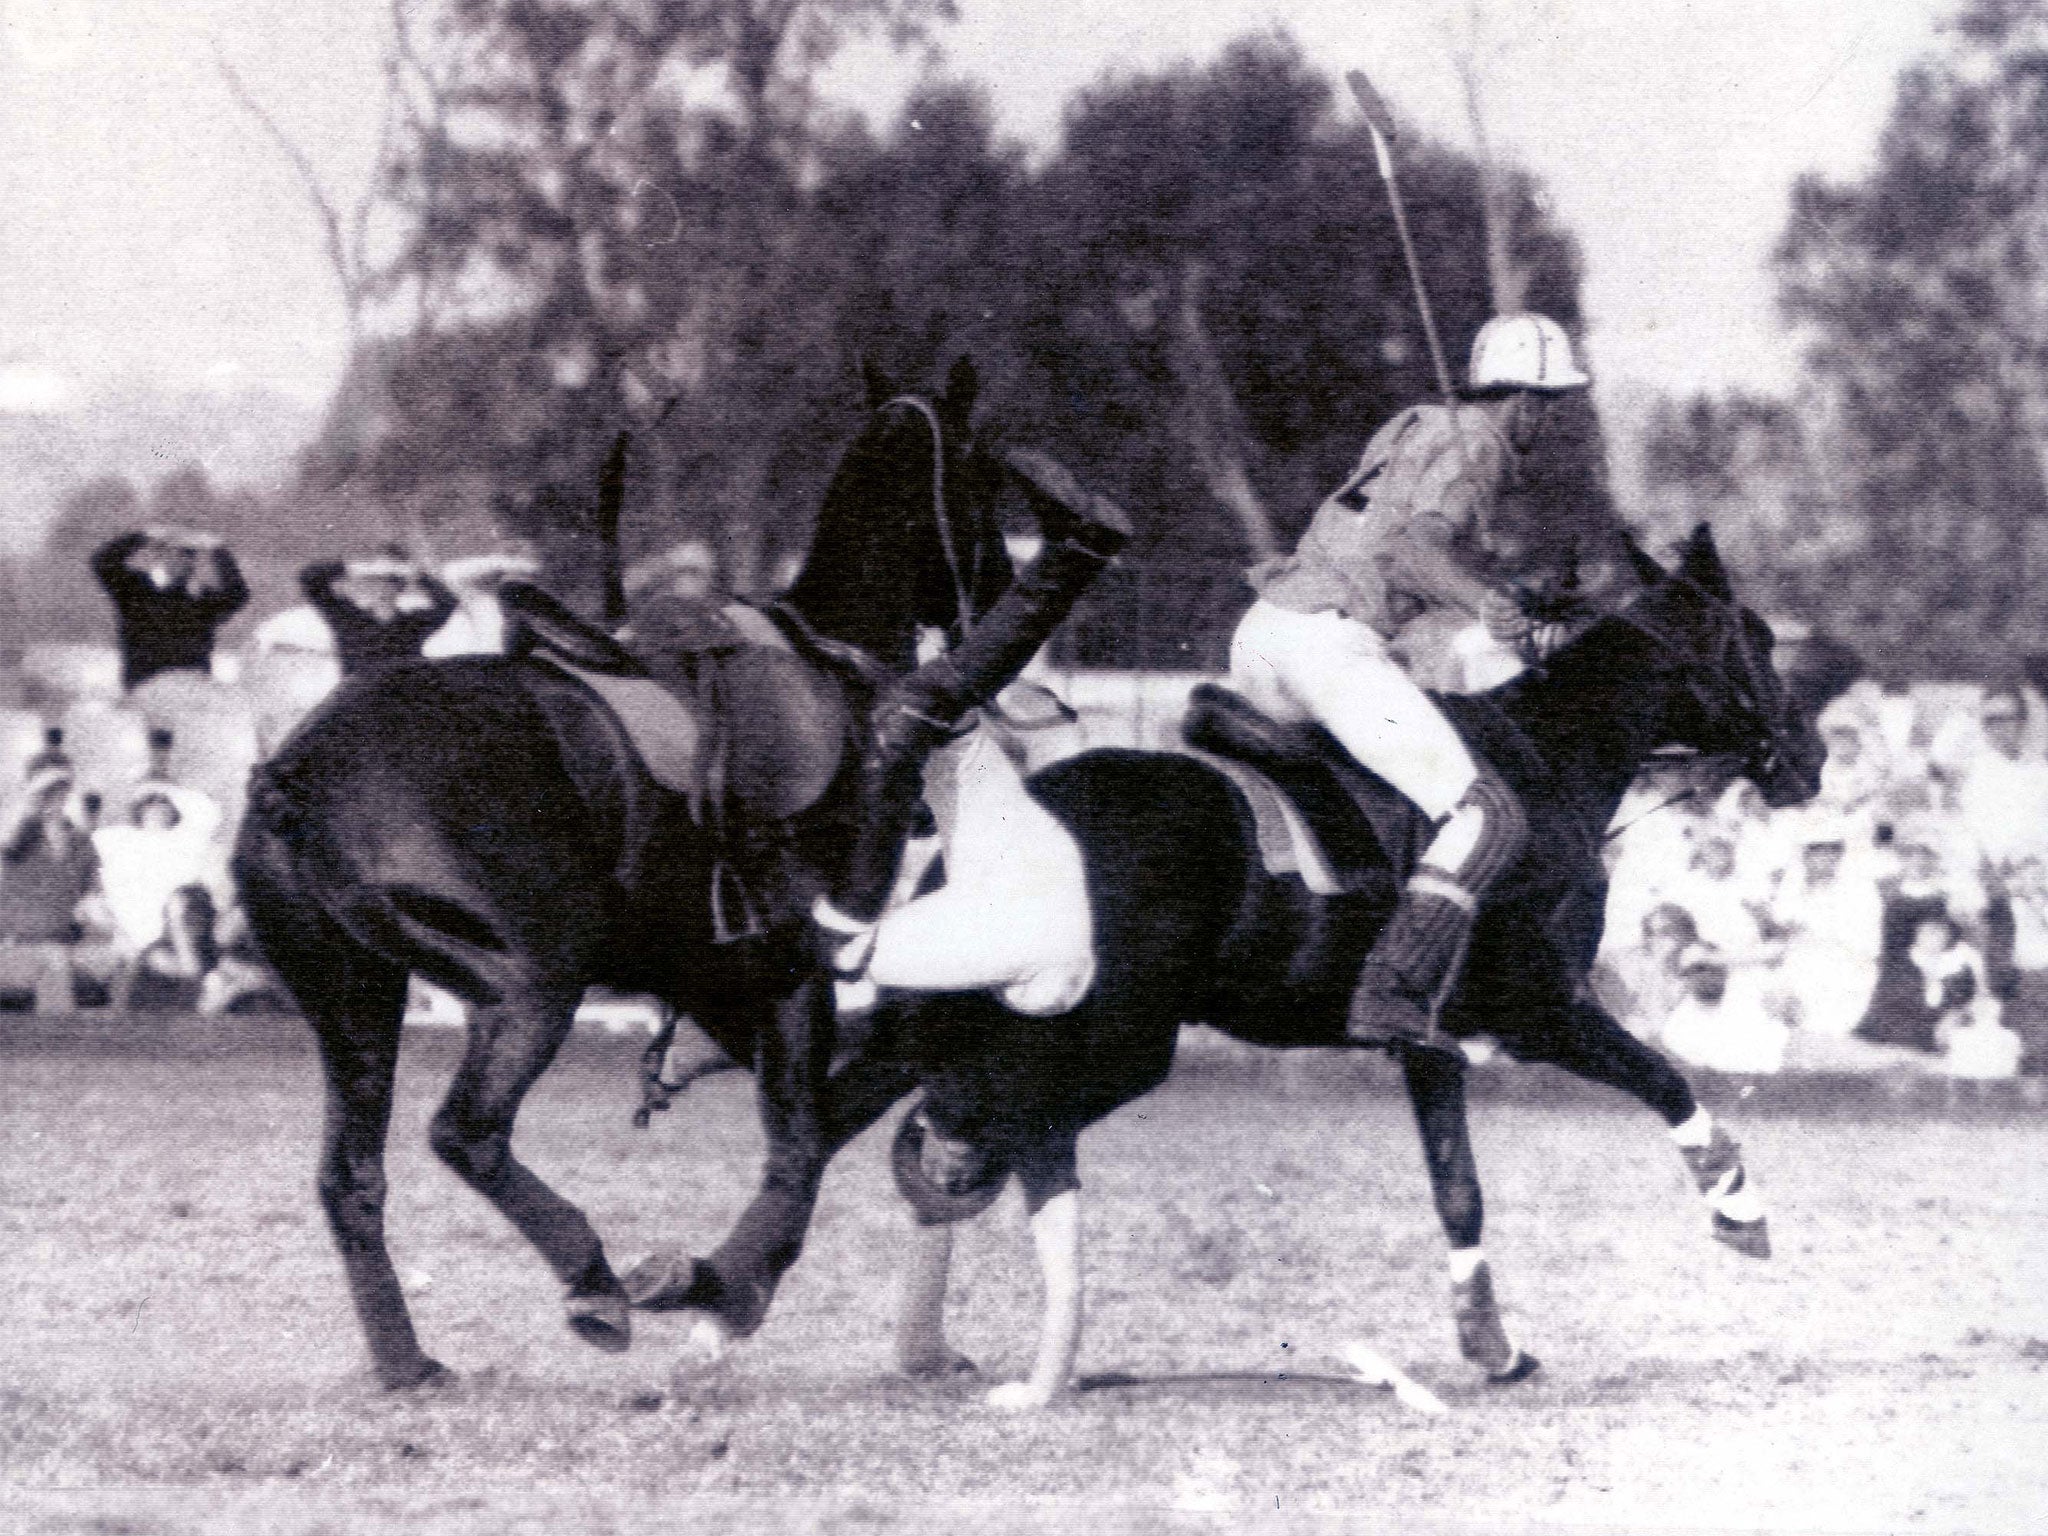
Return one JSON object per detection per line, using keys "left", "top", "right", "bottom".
{"left": 1670, "top": 1107, "right": 1715, "bottom": 1149}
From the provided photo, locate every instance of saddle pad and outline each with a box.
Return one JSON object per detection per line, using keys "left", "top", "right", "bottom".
{"left": 543, "top": 658, "right": 701, "bottom": 800}
{"left": 1186, "top": 749, "right": 1346, "bottom": 897}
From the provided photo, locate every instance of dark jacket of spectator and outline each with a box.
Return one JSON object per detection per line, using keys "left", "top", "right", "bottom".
{"left": 92, "top": 532, "right": 250, "bottom": 690}
{"left": 0, "top": 798, "right": 98, "bottom": 944}
{"left": 1858, "top": 886, "right": 1954, "bottom": 1053}
{"left": 299, "top": 559, "right": 459, "bottom": 675}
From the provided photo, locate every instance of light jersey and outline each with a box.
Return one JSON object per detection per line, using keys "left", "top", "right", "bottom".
{"left": 1251, "top": 401, "right": 1520, "bottom": 638}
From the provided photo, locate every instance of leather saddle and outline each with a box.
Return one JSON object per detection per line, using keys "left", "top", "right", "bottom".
{"left": 501, "top": 578, "right": 855, "bottom": 844}
{"left": 1183, "top": 683, "right": 1423, "bottom": 896}
{"left": 1182, "top": 681, "right": 1562, "bottom": 899}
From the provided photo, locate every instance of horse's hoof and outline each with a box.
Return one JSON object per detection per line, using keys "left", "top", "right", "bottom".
{"left": 622, "top": 1251, "right": 712, "bottom": 1311}
{"left": 1713, "top": 1213, "right": 1772, "bottom": 1260}
{"left": 1451, "top": 1263, "right": 1522, "bottom": 1375}
{"left": 1486, "top": 1348, "right": 1541, "bottom": 1385}
{"left": 900, "top": 1350, "right": 980, "bottom": 1381}
{"left": 383, "top": 1357, "right": 455, "bottom": 1393}
{"left": 567, "top": 1290, "right": 633, "bottom": 1353}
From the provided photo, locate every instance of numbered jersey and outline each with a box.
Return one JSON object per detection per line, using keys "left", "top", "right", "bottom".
{"left": 1251, "top": 403, "right": 1519, "bottom": 636}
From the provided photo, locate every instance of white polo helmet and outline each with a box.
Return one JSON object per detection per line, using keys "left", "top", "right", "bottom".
{"left": 1467, "top": 312, "right": 1590, "bottom": 394}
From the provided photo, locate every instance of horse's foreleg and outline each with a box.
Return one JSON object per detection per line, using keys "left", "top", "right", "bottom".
{"left": 636, "top": 976, "right": 840, "bottom": 1353}
{"left": 428, "top": 985, "right": 632, "bottom": 1351}
{"left": 1550, "top": 999, "right": 1771, "bottom": 1259}
{"left": 1399, "top": 1044, "right": 1538, "bottom": 1382}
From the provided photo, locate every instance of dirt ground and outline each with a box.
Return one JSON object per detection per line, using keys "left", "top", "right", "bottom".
{"left": 3, "top": 1034, "right": 2044, "bottom": 1535}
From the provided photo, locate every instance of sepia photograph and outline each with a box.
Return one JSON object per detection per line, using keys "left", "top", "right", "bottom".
{"left": 2, "top": 1, "right": 2045, "bottom": 1532}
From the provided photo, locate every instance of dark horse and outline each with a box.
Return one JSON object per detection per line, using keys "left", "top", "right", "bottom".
{"left": 232, "top": 361, "right": 1014, "bottom": 1390}
{"left": 792, "top": 526, "right": 1825, "bottom": 1385}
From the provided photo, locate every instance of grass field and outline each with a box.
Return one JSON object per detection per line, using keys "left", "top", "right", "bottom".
{"left": 3, "top": 1030, "right": 2046, "bottom": 1535}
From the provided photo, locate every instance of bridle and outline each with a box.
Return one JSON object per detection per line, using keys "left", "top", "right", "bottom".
{"left": 1606, "top": 569, "right": 1792, "bottom": 790}
{"left": 878, "top": 394, "right": 1077, "bottom": 732}
{"left": 883, "top": 395, "right": 979, "bottom": 642}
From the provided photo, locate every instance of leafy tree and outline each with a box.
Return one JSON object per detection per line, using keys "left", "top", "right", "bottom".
{"left": 1635, "top": 391, "right": 1860, "bottom": 619}
{"left": 312, "top": 0, "right": 955, "bottom": 602}
{"left": 1006, "top": 34, "right": 1597, "bottom": 566}
{"left": 1774, "top": 0, "right": 2048, "bottom": 669}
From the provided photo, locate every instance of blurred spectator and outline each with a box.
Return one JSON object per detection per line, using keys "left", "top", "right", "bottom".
{"left": 1910, "top": 913, "right": 1987, "bottom": 1046}
{"left": 24, "top": 726, "right": 69, "bottom": 779}
{"left": 1954, "top": 686, "right": 2048, "bottom": 872}
{"left": 195, "top": 904, "right": 290, "bottom": 1016}
{"left": 1712, "top": 779, "right": 1797, "bottom": 900}
{"left": 300, "top": 546, "right": 459, "bottom": 675}
{"left": 1860, "top": 827, "right": 1978, "bottom": 1054}
{"left": 92, "top": 789, "right": 217, "bottom": 976}
{"left": 1763, "top": 815, "right": 1883, "bottom": 1039}
{"left": 1990, "top": 854, "right": 2048, "bottom": 1073}
{"left": 1659, "top": 943, "right": 1789, "bottom": 1075}
{"left": 121, "top": 883, "right": 220, "bottom": 1012}
{"left": 1810, "top": 705, "right": 1888, "bottom": 840}
{"left": 121, "top": 727, "right": 222, "bottom": 845}
{"left": 0, "top": 763, "right": 106, "bottom": 1010}
{"left": 1592, "top": 902, "right": 1698, "bottom": 1042}
{"left": 91, "top": 528, "right": 248, "bottom": 691}
{"left": 1665, "top": 831, "right": 1775, "bottom": 960}
{"left": 422, "top": 546, "right": 543, "bottom": 658}
{"left": 1602, "top": 758, "right": 1713, "bottom": 947}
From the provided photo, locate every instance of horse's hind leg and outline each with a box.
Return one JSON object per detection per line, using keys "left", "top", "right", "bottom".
{"left": 238, "top": 818, "right": 441, "bottom": 1388}
{"left": 264, "top": 919, "right": 434, "bottom": 1387}
{"left": 1544, "top": 999, "right": 1771, "bottom": 1259}
{"left": 1398, "top": 1044, "right": 1538, "bottom": 1382}
{"left": 310, "top": 989, "right": 445, "bottom": 1389}
{"left": 428, "top": 984, "right": 633, "bottom": 1352}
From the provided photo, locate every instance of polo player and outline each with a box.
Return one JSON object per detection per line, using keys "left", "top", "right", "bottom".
{"left": 1231, "top": 312, "right": 1594, "bottom": 1048}
{"left": 814, "top": 450, "right": 1133, "bottom": 976}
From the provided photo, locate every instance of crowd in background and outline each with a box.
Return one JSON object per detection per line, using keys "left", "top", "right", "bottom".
{"left": 1594, "top": 678, "right": 2048, "bottom": 1080}
{"left": 0, "top": 525, "right": 712, "bottom": 1022}
{"left": 6, "top": 522, "right": 2048, "bottom": 1082}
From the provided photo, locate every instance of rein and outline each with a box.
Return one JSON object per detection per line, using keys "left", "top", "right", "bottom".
{"left": 883, "top": 395, "right": 977, "bottom": 643}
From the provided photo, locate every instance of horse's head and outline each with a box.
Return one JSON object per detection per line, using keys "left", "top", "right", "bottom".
{"left": 1620, "top": 525, "right": 1826, "bottom": 809}
{"left": 784, "top": 356, "right": 1012, "bottom": 673}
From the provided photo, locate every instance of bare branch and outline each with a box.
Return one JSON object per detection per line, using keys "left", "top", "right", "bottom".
{"left": 1168, "top": 259, "right": 1279, "bottom": 561}
{"left": 215, "top": 47, "right": 363, "bottom": 332}
{"left": 1452, "top": 0, "right": 1528, "bottom": 316}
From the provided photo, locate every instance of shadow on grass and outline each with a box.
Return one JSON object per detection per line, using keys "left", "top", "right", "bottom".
{"left": 1076, "top": 1368, "right": 1378, "bottom": 1400}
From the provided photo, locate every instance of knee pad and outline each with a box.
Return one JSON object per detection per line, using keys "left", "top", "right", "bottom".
{"left": 1421, "top": 768, "right": 1528, "bottom": 895}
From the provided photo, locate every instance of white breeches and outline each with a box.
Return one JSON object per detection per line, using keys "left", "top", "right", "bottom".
{"left": 867, "top": 729, "right": 1096, "bottom": 1017}
{"left": 1229, "top": 599, "right": 1479, "bottom": 821}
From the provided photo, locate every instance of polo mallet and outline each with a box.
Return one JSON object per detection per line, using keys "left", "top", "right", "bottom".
{"left": 1346, "top": 69, "right": 1458, "bottom": 406}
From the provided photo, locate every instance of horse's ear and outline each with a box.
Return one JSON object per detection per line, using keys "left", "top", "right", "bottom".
{"left": 1621, "top": 529, "right": 1667, "bottom": 588}
{"left": 939, "top": 355, "right": 979, "bottom": 438}
{"left": 1680, "top": 523, "right": 1733, "bottom": 601}
{"left": 860, "top": 355, "right": 895, "bottom": 409}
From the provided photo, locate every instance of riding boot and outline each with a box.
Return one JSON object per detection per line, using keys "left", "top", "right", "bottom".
{"left": 1346, "top": 768, "right": 1528, "bottom": 1049}
{"left": 814, "top": 450, "right": 1131, "bottom": 959}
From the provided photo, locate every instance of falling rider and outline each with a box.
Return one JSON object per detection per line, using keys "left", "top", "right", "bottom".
{"left": 813, "top": 449, "right": 1132, "bottom": 981}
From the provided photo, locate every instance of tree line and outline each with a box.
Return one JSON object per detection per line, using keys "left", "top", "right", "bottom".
{"left": 12, "top": 8, "right": 1599, "bottom": 666}
{"left": 1640, "top": 0, "right": 2048, "bottom": 679}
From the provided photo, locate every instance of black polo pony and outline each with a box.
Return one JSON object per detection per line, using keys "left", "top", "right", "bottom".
{"left": 232, "top": 360, "right": 1012, "bottom": 1390}
{"left": 751, "top": 525, "right": 1824, "bottom": 1380}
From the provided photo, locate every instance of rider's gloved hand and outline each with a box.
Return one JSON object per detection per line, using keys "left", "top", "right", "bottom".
{"left": 1480, "top": 588, "right": 1536, "bottom": 645}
